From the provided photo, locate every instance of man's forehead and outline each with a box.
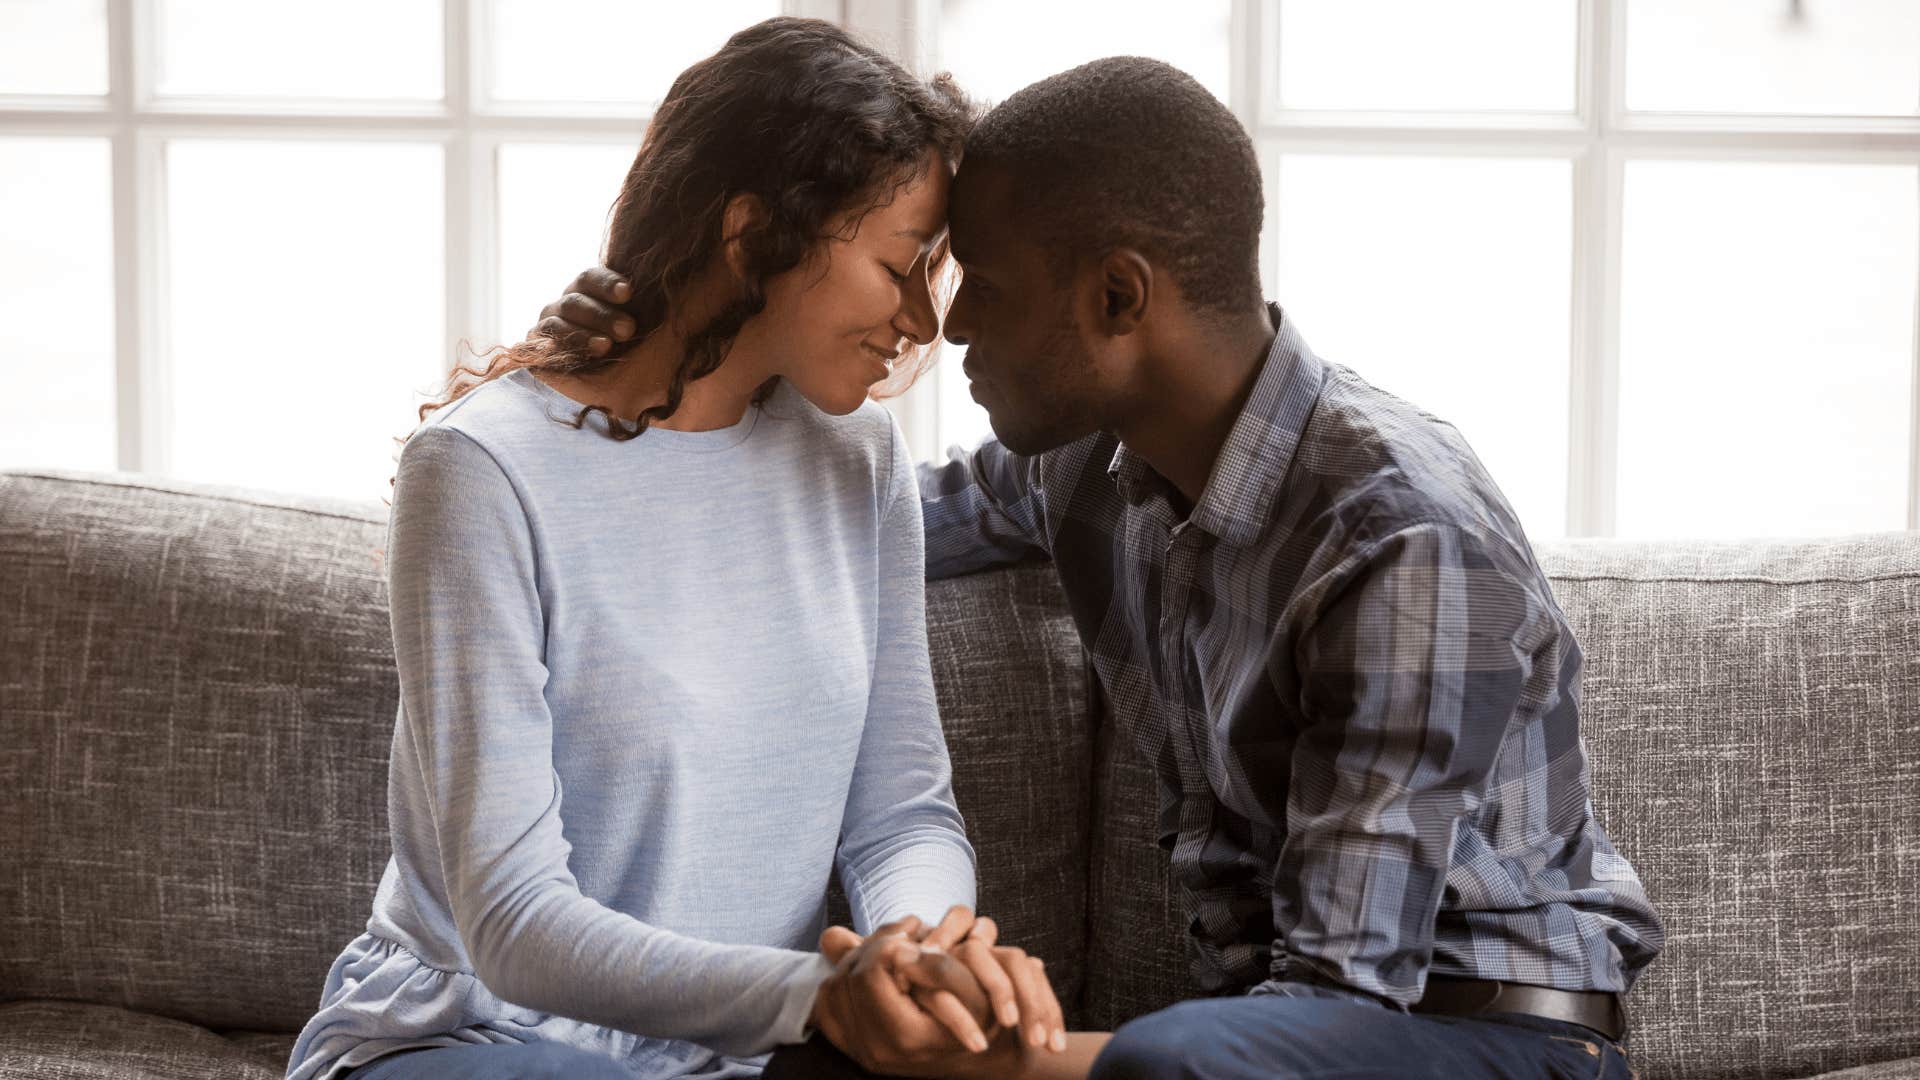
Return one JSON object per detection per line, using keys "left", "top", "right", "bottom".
{"left": 948, "top": 161, "right": 1023, "bottom": 262}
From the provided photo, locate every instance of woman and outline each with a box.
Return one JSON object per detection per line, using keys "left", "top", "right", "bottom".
{"left": 287, "top": 19, "right": 1061, "bottom": 1080}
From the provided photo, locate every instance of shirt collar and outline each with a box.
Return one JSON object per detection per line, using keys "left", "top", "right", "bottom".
{"left": 1106, "top": 303, "right": 1325, "bottom": 545}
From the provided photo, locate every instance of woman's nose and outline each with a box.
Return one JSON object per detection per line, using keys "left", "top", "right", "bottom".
{"left": 893, "top": 265, "right": 940, "bottom": 347}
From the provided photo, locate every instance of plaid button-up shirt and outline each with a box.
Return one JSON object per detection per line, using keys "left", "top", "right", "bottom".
{"left": 919, "top": 306, "right": 1663, "bottom": 1006}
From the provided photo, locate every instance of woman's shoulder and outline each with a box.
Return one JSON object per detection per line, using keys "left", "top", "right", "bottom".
{"left": 402, "top": 371, "right": 568, "bottom": 467}
{"left": 762, "top": 379, "right": 906, "bottom": 474}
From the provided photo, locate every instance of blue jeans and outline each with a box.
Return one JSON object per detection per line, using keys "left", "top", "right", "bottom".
{"left": 764, "top": 997, "right": 1636, "bottom": 1079}
{"left": 344, "top": 1041, "right": 632, "bottom": 1079}
{"left": 1090, "top": 995, "right": 1637, "bottom": 1080}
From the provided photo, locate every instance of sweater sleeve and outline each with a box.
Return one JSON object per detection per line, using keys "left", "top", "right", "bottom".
{"left": 386, "top": 423, "right": 833, "bottom": 1055}
{"left": 834, "top": 422, "right": 979, "bottom": 933}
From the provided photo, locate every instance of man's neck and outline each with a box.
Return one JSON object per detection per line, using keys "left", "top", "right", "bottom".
{"left": 1112, "top": 305, "right": 1277, "bottom": 509}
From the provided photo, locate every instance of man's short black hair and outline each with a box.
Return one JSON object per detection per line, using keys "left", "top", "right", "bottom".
{"left": 964, "top": 56, "right": 1264, "bottom": 318}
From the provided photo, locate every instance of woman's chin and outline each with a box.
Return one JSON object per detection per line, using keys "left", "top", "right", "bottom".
{"left": 797, "top": 385, "right": 871, "bottom": 416}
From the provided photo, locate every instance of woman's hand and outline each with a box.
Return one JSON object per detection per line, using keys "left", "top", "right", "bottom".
{"left": 917, "top": 906, "right": 1069, "bottom": 1054}
{"left": 811, "top": 917, "right": 996, "bottom": 1077}
{"left": 527, "top": 267, "right": 635, "bottom": 357}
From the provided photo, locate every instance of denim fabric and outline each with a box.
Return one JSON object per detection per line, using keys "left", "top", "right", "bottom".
{"left": 1090, "top": 995, "right": 1635, "bottom": 1080}
{"left": 758, "top": 998, "right": 1635, "bottom": 1080}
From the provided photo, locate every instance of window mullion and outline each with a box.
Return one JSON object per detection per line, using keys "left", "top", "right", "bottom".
{"left": 445, "top": 0, "right": 483, "bottom": 380}
{"left": 1568, "top": 0, "right": 1622, "bottom": 537}
{"left": 1910, "top": 173, "right": 1920, "bottom": 531}
{"left": 107, "top": 0, "right": 147, "bottom": 472}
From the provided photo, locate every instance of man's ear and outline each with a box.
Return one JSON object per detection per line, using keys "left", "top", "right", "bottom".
{"left": 720, "top": 193, "right": 768, "bottom": 280}
{"left": 1097, "top": 249, "right": 1152, "bottom": 334}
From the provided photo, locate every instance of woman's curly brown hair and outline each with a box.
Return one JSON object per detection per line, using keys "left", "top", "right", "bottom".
{"left": 416, "top": 17, "right": 973, "bottom": 441}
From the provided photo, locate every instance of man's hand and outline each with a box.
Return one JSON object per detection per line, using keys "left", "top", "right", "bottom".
{"left": 528, "top": 267, "right": 636, "bottom": 357}
{"left": 811, "top": 917, "right": 995, "bottom": 1077}
{"left": 917, "top": 905, "right": 1068, "bottom": 1054}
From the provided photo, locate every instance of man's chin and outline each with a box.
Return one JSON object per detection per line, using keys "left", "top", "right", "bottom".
{"left": 989, "top": 416, "right": 1087, "bottom": 457}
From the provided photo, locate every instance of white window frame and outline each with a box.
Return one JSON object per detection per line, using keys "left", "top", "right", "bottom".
{"left": 863, "top": 0, "right": 1920, "bottom": 536}
{"left": 0, "top": 0, "right": 840, "bottom": 478}
{"left": 3, "top": 0, "right": 1916, "bottom": 535}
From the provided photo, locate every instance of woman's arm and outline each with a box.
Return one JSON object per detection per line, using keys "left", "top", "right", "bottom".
{"left": 387, "top": 424, "right": 831, "bottom": 1056}
{"left": 833, "top": 420, "right": 979, "bottom": 931}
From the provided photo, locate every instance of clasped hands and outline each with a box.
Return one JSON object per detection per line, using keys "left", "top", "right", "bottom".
{"left": 809, "top": 906, "right": 1068, "bottom": 1078}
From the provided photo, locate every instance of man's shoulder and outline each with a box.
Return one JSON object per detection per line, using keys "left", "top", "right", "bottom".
{"left": 1274, "top": 364, "right": 1544, "bottom": 582}
{"left": 1300, "top": 367, "right": 1521, "bottom": 524}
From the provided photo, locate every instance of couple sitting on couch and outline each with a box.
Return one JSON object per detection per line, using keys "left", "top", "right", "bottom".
{"left": 287, "top": 17, "right": 1664, "bottom": 1080}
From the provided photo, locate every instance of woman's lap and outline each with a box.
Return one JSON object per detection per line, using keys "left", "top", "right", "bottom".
{"left": 345, "top": 1041, "right": 633, "bottom": 1080}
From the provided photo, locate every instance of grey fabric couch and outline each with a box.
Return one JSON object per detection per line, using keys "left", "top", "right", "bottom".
{"left": 2, "top": 467, "right": 1916, "bottom": 1080}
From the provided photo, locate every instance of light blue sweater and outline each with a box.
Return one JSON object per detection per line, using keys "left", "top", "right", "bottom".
{"left": 287, "top": 369, "right": 976, "bottom": 1080}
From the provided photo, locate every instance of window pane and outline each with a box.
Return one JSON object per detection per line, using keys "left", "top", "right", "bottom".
{"left": 0, "top": 0, "right": 107, "bottom": 95}
{"left": 495, "top": 142, "right": 638, "bottom": 344}
{"left": 934, "top": 347, "right": 995, "bottom": 455}
{"left": 1277, "top": 0, "right": 1576, "bottom": 112}
{"left": 487, "top": 1, "right": 779, "bottom": 107}
{"left": 939, "top": 0, "right": 1231, "bottom": 105}
{"left": 165, "top": 141, "right": 444, "bottom": 501}
{"left": 0, "top": 137, "right": 115, "bottom": 471}
{"left": 1275, "top": 155, "right": 1573, "bottom": 539}
{"left": 154, "top": 0, "right": 441, "bottom": 100}
{"left": 1617, "top": 161, "right": 1916, "bottom": 538}
{"left": 1626, "top": 0, "right": 1920, "bottom": 116}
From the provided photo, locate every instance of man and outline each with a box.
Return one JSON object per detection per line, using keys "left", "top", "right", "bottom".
{"left": 539, "top": 56, "right": 1661, "bottom": 1080}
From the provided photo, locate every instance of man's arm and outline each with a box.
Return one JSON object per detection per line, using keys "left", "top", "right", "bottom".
{"left": 917, "top": 438, "right": 1050, "bottom": 580}
{"left": 1264, "top": 522, "right": 1558, "bottom": 1005}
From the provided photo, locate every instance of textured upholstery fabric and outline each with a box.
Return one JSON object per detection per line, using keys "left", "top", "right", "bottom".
{"left": 1803, "top": 1061, "right": 1920, "bottom": 1080}
{"left": 0, "top": 470, "right": 1090, "bottom": 1036}
{"left": 1, "top": 472, "right": 398, "bottom": 1032}
{"left": 1547, "top": 537, "right": 1920, "bottom": 1080}
{"left": 1083, "top": 532, "right": 1920, "bottom": 1080}
{"left": 0, "top": 1001, "right": 287, "bottom": 1079}
{"left": 922, "top": 565, "right": 1093, "bottom": 1026}
{"left": 6, "top": 469, "right": 1919, "bottom": 1079}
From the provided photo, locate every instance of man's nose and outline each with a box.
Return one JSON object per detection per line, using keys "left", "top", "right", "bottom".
{"left": 942, "top": 293, "right": 971, "bottom": 347}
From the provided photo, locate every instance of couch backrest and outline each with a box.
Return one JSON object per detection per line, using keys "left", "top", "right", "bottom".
{"left": 0, "top": 470, "right": 1093, "bottom": 1033}
{"left": 1082, "top": 532, "right": 1920, "bottom": 1080}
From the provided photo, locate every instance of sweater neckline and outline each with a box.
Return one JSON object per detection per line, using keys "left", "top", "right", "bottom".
{"left": 506, "top": 368, "right": 764, "bottom": 454}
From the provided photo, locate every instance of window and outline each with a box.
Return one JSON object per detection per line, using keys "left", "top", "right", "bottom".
{"left": 919, "top": 0, "right": 1920, "bottom": 540}
{"left": 0, "top": 0, "right": 798, "bottom": 502}
{"left": 3, "top": 0, "right": 1916, "bottom": 539}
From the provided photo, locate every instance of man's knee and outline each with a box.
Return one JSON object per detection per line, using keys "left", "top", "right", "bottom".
{"left": 1089, "top": 1000, "right": 1217, "bottom": 1080}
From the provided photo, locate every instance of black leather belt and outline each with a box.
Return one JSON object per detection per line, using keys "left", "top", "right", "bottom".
{"left": 1412, "top": 976, "right": 1627, "bottom": 1043}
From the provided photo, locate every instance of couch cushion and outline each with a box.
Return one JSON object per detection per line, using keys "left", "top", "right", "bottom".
{"left": 0, "top": 1000, "right": 286, "bottom": 1079}
{"left": 1550, "top": 535, "right": 1920, "bottom": 1080}
{"left": 1083, "top": 532, "right": 1920, "bottom": 1080}
{"left": 1, "top": 470, "right": 1094, "bottom": 1035}
{"left": 1803, "top": 1060, "right": 1920, "bottom": 1080}
{"left": 1, "top": 471, "right": 399, "bottom": 1032}
{"left": 922, "top": 565, "right": 1093, "bottom": 1026}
